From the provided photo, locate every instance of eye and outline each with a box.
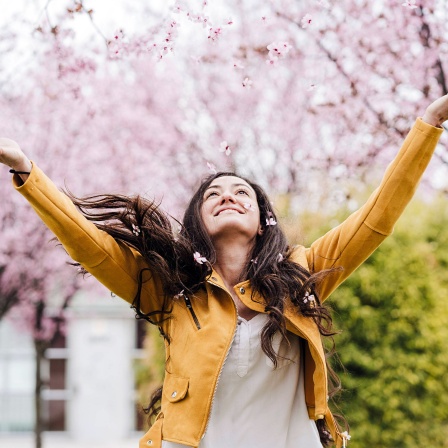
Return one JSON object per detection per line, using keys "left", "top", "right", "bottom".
{"left": 236, "top": 189, "right": 249, "bottom": 196}
{"left": 205, "top": 190, "right": 219, "bottom": 199}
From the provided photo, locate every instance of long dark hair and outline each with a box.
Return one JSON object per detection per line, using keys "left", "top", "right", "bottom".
{"left": 70, "top": 172, "right": 343, "bottom": 446}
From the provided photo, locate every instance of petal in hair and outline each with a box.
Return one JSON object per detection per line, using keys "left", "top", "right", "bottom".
{"left": 194, "top": 251, "right": 208, "bottom": 264}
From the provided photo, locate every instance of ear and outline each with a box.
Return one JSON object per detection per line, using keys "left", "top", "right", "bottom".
{"left": 258, "top": 225, "right": 264, "bottom": 236}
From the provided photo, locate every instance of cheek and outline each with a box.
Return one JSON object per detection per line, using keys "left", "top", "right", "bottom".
{"left": 199, "top": 206, "right": 206, "bottom": 224}
{"left": 200, "top": 204, "right": 213, "bottom": 227}
{"left": 247, "top": 209, "right": 261, "bottom": 230}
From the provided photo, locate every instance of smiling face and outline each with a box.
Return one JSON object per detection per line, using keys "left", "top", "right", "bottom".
{"left": 200, "top": 175, "right": 262, "bottom": 242}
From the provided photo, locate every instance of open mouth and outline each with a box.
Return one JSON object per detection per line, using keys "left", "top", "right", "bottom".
{"left": 216, "top": 208, "right": 242, "bottom": 216}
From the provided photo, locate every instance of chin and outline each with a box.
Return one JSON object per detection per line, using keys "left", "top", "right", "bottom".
{"left": 209, "top": 225, "right": 259, "bottom": 241}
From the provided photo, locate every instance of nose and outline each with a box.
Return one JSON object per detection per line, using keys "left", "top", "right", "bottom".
{"left": 220, "top": 190, "right": 237, "bottom": 204}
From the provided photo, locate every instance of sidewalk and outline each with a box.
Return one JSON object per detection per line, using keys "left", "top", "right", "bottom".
{"left": 0, "top": 434, "right": 141, "bottom": 448}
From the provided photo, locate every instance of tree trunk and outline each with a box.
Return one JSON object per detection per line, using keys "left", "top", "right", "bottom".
{"left": 34, "top": 340, "right": 46, "bottom": 448}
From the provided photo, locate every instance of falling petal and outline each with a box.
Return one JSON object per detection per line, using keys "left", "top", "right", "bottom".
{"left": 219, "top": 141, "right": 231, "bottom": 156}
{"left": 242, "top": 77, "right": 253, "bottom": 88}
{"left": 207, "top": 162, "right": 217, "bottom": 174}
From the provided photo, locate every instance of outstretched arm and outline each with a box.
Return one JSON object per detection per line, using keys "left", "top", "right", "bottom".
{"left": 306, "top": 94, "right": 448, "bottom": 301}
{"left": 0, "top": 140, "right": 164, "bottom": 314}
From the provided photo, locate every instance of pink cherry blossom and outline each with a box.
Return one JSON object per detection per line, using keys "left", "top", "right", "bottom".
{"left": 242, "top": 77, "right": 253, "bottom": 88}
{"left": 170, "top": 2, "right": 183, "bottom": 14}
{"left": 402, "top": 0, "right": 418, "bottom": 9}
{"left": 208, "top": 27, "right": 223, "bottom": 42}
{"left": 277, "top": 253, "right": 284, "bottom": 262}
{"left": 219, "top": 141, "right": 231, "bottom": 156}
{"left": 194, "top": 252, "right": 208, "bottom": 265}
{"left": 303, "top": 292, "right": 316, "bottom": 304}
{"left": 114, "top": 29, "right": 124, "bottom": 41}
{"left": 266, "top": 41, "right": 292, "bottom": 64}
{"left": 108, "top": 29, "right": 127, "bottom": 59}
{"left": 200, "top": 15, "right": 210, "bottom": 28}
{"left": 132, "top": 223, "right": 141, "bottom": 236}
{"left": 243, "top": 203, "right": 255, "bottom": 211}
{"left": 301, "top": 14, "right": 313, "bottom": 28}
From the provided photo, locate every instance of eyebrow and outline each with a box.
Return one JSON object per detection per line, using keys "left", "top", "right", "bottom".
{"left": 205, "top": 182, "right": 254, "bottom": 192}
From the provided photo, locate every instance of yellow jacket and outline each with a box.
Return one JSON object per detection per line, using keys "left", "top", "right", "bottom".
{"left": 14, "top": 119, "right": 442, "bottom": 448}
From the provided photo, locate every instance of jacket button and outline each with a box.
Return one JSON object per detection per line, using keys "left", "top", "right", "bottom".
{"left": 239, "top": 287, "right": 245, "bottom": 294}
{"left": 171, "top": 391, "right": 177, "bottom": 398}
{"left": 211, "top": 276, "right": 217, "bottom": 281}
{"left": 146, "top": 441, "right": 153, "bottom": 446}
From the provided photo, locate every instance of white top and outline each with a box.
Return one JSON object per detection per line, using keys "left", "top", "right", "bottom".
{"left": 163, "top": 313, "right": 323, "bottom": 448}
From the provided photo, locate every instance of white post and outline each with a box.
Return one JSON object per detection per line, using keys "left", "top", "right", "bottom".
{"left": 67, "top": 293, "right": 135, "bottom": 442}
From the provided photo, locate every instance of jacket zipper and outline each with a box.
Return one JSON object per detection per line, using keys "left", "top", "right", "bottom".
{"left": 183, "top": 295, "right": 201, "bottom": 330}
{"left": 201, "top": 282, "right": 239, "bottom": 439}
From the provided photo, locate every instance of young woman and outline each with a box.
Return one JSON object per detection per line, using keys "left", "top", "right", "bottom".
{"left": 1, "top": 95, "right": 447, "bottom": 448}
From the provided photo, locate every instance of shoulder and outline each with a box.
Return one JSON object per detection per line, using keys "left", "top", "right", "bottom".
{"left": 288, "top": 245, "right": 309, "bottom": 269}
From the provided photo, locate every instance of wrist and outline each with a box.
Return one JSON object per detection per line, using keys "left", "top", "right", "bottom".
{"left": 10, "top": 158, "right": 32, "bottom": 184}
{"left": 421, "top": 111, "right": 443, "bottom": 128}
{"left": 11, "top": 158, "right": 32, "bottom": 173}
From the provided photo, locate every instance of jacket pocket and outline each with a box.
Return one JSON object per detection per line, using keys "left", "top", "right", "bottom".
{"left": 163, "top": 373, "right": 190, "bottom": 403}
{"left": 139, "top": 412, "right": 163, "bottom": 448}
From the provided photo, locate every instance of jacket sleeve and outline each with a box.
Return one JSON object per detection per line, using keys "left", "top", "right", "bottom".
{"left": 306, "top": 118, "right": 443, "bottom": 302}
{"left": 13, "top": 164, "right": 164, "bottom": 313}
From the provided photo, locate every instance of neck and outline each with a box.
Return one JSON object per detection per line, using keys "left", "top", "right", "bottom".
{"left": 212, "top": 238, "right": 254, "bottom": 288}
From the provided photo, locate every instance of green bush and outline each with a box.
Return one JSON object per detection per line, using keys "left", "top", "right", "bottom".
{"left": 301, "top": 198, "right": 448, "bottom": 447}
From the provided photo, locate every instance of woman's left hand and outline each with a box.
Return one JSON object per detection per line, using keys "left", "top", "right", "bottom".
{"left": 422, "top": 94, "right": 448, "bottom": 128}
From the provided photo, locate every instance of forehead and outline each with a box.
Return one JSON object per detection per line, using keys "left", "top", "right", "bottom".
{"left": 206, "top": 176, "right": 254, "bottom": 191}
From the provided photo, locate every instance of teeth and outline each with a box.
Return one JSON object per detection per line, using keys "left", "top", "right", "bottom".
{"left": 219, "top": 209, "right": 238, "bottom": 215}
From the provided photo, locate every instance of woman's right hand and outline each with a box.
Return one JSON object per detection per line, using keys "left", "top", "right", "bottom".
{"left": 421, "top": 94, "right": 448, "bottom": 128}
{"left": 0, "top": 138, "right": 32, "bottom": 178}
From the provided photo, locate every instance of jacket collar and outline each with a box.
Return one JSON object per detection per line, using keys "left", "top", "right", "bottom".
{"left": 206, "top": 269, "right": 266, "bottom": 313}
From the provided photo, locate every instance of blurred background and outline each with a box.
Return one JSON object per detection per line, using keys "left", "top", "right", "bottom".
{"left": 1, "top": 0, "right": 448, "bottom": 447}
